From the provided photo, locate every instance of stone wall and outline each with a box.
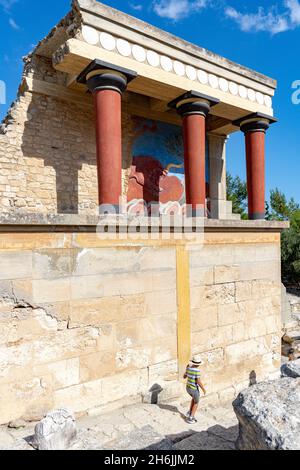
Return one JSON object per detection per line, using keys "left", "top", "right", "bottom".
{"left": 0, "top": 228, "right": 282, "bottom": 424}
{"left": 0, "top": 56, "right": 135, "bottom": 215}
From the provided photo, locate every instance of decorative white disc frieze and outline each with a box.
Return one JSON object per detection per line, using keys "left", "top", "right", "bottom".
{"left": 81, "top": 25, "right": 273, "bottom": 110}
{"left": 82, "top": 25, "right": 99, "bottom": 45}
{"left": 99, "top": 32, "right": 115, "bottom": 51}
{"left": 161, "top": 56, "right": 173, "bottom": 72}
{"left": 147, "top": 50, "right": 160, "bottom": 67}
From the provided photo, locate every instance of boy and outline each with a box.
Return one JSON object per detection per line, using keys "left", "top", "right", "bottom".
{"left": 183, "top": 355, "right": 206, "bottom": 424}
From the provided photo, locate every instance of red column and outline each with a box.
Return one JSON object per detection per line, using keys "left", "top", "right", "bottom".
{"left": 77, "top": 61, "right": 137, "bottom": 214}
{"left": 245, "top": 130, "right": 266, "bottom": 220}
{"left": 94, "top": 89, "right": 122, "bottom": 208}
{"left": 183, "top": 113, "right": 206, "bottom": 211}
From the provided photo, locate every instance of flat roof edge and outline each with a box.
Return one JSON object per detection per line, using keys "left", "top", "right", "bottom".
{"left": 75, "top": 0, "right": 277, "bottom": 89}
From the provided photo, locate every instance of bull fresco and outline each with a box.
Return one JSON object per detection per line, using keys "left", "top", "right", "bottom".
{"left": 127, "top": 117, "right": 209, "bottom": 215}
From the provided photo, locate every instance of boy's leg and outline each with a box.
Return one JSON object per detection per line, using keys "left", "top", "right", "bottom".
{"left": 189, "top": 398, "right": 194, "bottom": 415}
{"left": 190, "top": 401, "right": 198, "bottom": 418}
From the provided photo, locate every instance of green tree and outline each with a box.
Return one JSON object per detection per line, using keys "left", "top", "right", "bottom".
{"left": 226, "top": 174, "right": 248, "bottom": 219}
{"left": 268, "top": 188, "right": 300, "bottom": 283}
{"left": 268, "top": 188, "right": 300, "bottom": 220}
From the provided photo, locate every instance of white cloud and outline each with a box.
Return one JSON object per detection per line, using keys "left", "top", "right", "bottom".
{"left": 129, "top": 3, "right": 143, "bottom": 11}
{"left": 153, "top": 0, "right": 209, "bottom": 21}
{"left": 225, "top": 6, "right": 289, "bottom": 34}
{"left": 225, "top": 0, "right": 300, "bottom": 35}
{"left": 0, "top": 0, "right": 18, "bottom": 12}
{"left": 286, "top": 0, "right": 300, "bottom": 25}
{"left": 9, "top": 17, "right": 19, "bottom": 30}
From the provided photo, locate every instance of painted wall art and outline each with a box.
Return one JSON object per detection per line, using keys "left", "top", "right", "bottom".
{"left": 127, "top": 116, "right": 209, "bottom": 215}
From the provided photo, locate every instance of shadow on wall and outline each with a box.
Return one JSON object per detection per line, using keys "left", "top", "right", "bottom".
{"left": 19, "top": 58, "right": 133, "bottom": 215}
{"left": 21, "top": 92, "right": 95, "bottom": 214}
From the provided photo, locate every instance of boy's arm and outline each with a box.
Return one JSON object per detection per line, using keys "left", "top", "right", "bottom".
{"left": 183, "top": 365, "right": 188, "bottom": 379}
{"left": 197, "top": 378, "right": 206, "bottom": 395}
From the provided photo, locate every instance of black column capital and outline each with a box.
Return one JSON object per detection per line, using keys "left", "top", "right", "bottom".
{"left": 77, "top": 59, "right": 137, "bottom": 94}
{"left": 168, "top": 91, "right": 219, "bottom": 118}
{"left": 233, "top": 112, "right": 277, "bottom": 135}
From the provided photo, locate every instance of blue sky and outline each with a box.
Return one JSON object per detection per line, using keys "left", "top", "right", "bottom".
{"left": 1, "top": 0, "right": 300, "bottom": 202}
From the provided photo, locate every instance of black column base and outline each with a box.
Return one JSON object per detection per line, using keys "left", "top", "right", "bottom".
{"left": 249, "top": 212, "right": 265, "bottom": 220}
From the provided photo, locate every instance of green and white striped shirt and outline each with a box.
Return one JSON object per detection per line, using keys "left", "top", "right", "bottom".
{"left": 186, "top": 366, "right": 201, "bottom": 390}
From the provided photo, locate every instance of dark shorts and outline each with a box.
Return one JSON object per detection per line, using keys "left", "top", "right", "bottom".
{"left": 186, "top": 386, "right": 200, "bottom": 404}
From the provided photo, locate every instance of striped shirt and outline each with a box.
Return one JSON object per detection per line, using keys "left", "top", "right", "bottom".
{"left": 186, "top": 366, "right": 201, "bottom": 390}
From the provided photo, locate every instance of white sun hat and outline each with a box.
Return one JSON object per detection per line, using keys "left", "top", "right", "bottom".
{"left": 191, "top": 355, "right": 203, "bottom": 365}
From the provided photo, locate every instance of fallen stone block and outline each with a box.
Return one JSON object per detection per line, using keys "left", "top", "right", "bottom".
{"left": 281, "top": 359, "right": 300, "bottom": 378}
{"left": 33, "top": 408, "right": 77, "bottom": 450}
{"left": 233, "top": 378, "right": 300, "bottom": 450}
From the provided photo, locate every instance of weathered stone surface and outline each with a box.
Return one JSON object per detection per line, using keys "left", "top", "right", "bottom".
{"left": 33, "top": 408, "right": 77, "bottom": 450}
{"left": 281, "top": 359, "right": 300, "bottom": 378}
{"left": 233, "top": 378, "right": 300, "bottom": 450}
{"left": 103, "top": 425, "right": 173, "bottom": 450}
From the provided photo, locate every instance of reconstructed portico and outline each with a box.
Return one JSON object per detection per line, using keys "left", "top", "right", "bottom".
{"left": 0, "top": 0, "right": 288, "bottom": 424}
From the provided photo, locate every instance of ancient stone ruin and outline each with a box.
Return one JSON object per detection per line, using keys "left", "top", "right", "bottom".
{"left": 233, "top": 376, "right": 300, "bottom": 450}
{"left": 0, "top": 0, "right": 289, "bottom": 428}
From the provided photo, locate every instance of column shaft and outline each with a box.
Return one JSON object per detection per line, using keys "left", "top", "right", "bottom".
{"left": 245, "top": 131, "right": 265, "bottom": 220}
{"left": 94, "top": 89, "right": 122, "bottom": 208}
{"left": 183, "top": 114, "right": 206, "bottom": 210}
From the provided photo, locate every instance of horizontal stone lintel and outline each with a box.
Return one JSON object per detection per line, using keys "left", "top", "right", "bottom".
{"left": 0, "top": 214, "right": 289, "bottom": 233}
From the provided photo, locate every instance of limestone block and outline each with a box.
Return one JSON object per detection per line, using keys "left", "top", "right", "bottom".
{"left": 34, "top": 358, "right": 80, "bottom": 390}
{"left": 0, "top": 309, "right": 58, "bottom": 347}
{"left": 245, "top": 317, "right": 268, "bottom": 339}
{"left": 231, "top": 322, "right": 247, "bottom": 343}
{"left": 39, "top": 301, "right": 70, "bottom": 323}
{"left": 214, "top": 265, "right": 240, "bottom": 284}
{"left": 0, "top": 375, "right": 54, "bottom": 425}
{"left": 190, "top": 266, "right": 214, "bottom": 287}
{"left": 101, "top": 369, "right": 148, "bottom": 404}
{"left": 225, "top": 338, "right": 269, "bottom": 365}
{"left": 54, "top": 379, "right": 103, "bottom": 414}
{"left": 191, "top": 283, "right": 235, "bottom": 309}
{"left": 33, "top": 409, "right": 77, "bottom": 450}
{"left": 144, "top": 290, "right": 177, "bottom": 316}
{"left": 148, "top": 359, "right": 178, "bottom": 384}
{"left": 32, "top": 249, "right": 72, "bottom": 279}
{"left": 233, "top": 244, "right": 257, "bottom": 263}
{"left": 80, "top": 351, "right": 116, "bottom": 382}
{"left": 150, "top": 336, "right": 177, "bottom": 364}
{"left": 32, "top": 278, "right": 71, "bottom": 303}
{"left": 251, "top": 279, "right": 281, "bottom": 300}
{"left": 254, "top": 243, "right": 280, "bottom": 261}
{"left": 32, "top": 326, "right": 101, "bottom": 365}
{"left": 151, "top": 271, "right": 176, "bottom": 292}
{"left": 192, "top": 325, "right": 233, "bottom": 353}
{"left": 191, "top": 306, "right": 218, "bottom": 332}
{"left": 233, "top": 378, "right": 300, "bottom": 450}
{"left": 70, "top": 275, "right": 104, "bottom": 300}
{"left": 264, "top": 315, "right": 281, "bottom": 335}
{"left": 199, "top": 348, "right": 224, "bottom": 368}
{"left": 73, "top": 247, "right": 140, "bottom": 276}
{"left": 0, "top": 250, "right": 32, "bottom": 280}
{"left": 239, "top": 260, "right": 280, "bottom": 282}
{"left": 218, "top": 303, "right": 242, "bottom": 327}
{"left": 190, "top": 245, "right": 234, "bottom": 268}
{"left": 115, "top": 347, "right": 152, "bottom": 372}
{"left": 115, "top": 316, "right": 177, "bottom": 349}
{"left": 235, "top": 281, "right": 252, "bottom": 302}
